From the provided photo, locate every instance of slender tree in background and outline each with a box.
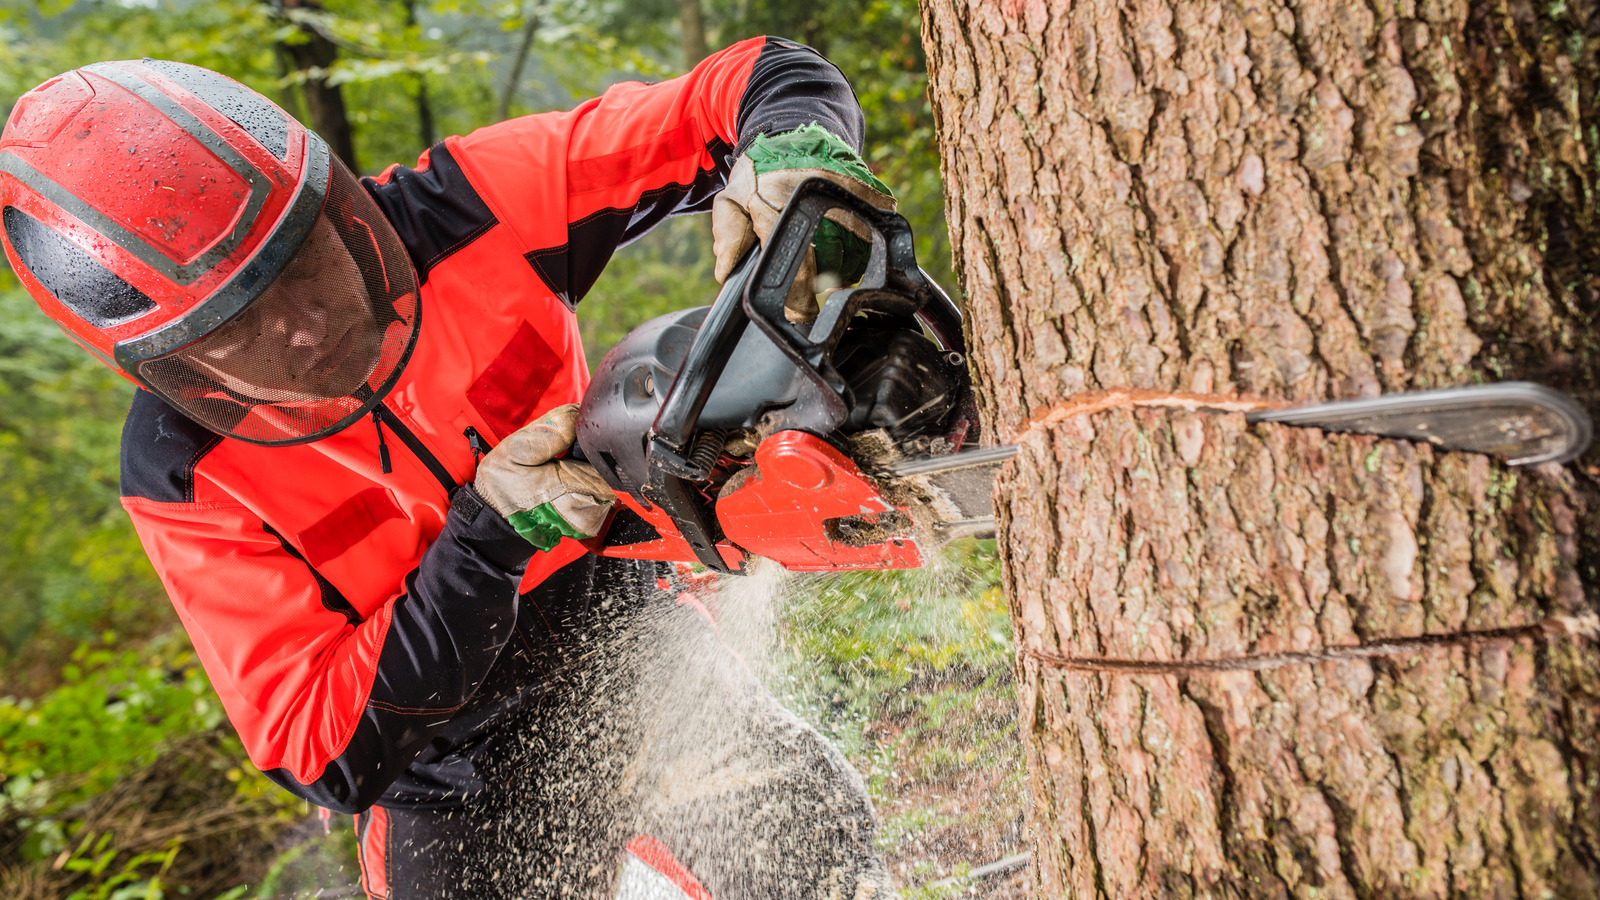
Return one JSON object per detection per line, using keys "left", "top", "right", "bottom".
{"left": 272, "top": 0, "right": 357, "bottom": 169}
{"left": 924, "top": 0, "right": 1600, "bottom": 895}
{"left": 681, "top": 0, "right": 708, "bottom": 69}
{"left": 497, "top": 0, "right": 544, "bottom": 121}
{"left": 401, "top": 0, "right": 435, "bottom": 148}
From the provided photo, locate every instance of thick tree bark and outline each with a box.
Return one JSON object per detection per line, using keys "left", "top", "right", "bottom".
{"left": 923, "top": 0, "right": 1600, "bottom": 896}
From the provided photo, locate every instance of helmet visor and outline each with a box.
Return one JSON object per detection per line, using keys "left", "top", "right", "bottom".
{"left": 135, "top": 163, "right": 419, "bottom": 445}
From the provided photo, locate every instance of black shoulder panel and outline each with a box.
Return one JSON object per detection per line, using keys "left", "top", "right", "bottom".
{"left": 362, "top": 142, "right": 498, "bottom": 288}
{"left": 120, "top": 389, "right": 224, "bottom": 504}
{"left": 523, "top": 141, "right": 730, "bottom": 310}
{"left": 735, "top": 37, "right": 865, "bottom": 155}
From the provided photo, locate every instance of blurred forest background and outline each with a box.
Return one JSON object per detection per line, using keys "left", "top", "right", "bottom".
{"left": 0, "top": 2, "right": 1023, "bottom": 898}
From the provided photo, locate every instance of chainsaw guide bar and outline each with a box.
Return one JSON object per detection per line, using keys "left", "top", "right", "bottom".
{"left": 871, "top": 445, "right": 1019, "bottom": 540}
{"left": 1247, "top": 382, "right": 1593, "bottom": 466}
{"left": 863, "top": 383, "right": 1594, "bottom": 544}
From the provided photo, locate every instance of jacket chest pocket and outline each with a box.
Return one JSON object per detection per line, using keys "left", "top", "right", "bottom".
{"left": 466, "top": 322, "right": 564, "bottom": 441}
{"left": 297, "top": 487, "right": 407, "bottom": 569}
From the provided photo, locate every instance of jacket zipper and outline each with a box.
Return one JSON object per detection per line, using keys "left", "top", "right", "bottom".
{"left": 371, "top": 410, "right": 393, "bottom": 474}
{"left": 463, "top": 426, "right": 491, "bottom": 466}
{"left": 373, "top": 403, "right": 457, "bottom": 494}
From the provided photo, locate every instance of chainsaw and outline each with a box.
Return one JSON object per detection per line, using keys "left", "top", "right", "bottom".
{"left": 573, "top": 179, "right": 1593, "bottom": 575}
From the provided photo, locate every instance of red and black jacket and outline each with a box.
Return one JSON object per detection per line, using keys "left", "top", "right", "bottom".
{"left": 118, "top": 37, "right": 866, "bottom": 814}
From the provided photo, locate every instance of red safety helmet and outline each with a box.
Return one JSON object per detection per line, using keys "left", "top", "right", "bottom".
{"left": 0, "top": 59, "right": 419, "bottom": 445}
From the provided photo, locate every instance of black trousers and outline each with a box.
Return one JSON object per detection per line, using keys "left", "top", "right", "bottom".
{"left": 353, "top": 593, "right": 888, "bottom": 899}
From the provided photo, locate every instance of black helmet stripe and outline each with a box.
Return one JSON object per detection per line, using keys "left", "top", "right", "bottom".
{"left": 3, "top": 204, "right": 156, "bottom": 326}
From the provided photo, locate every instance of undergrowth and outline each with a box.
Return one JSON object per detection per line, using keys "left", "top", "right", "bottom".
{"left": 775, "top": 539, "right": 1025, "bottom": 893}
{"left": 0, "top": 632, "right": 306, "bottom": 899}
{"left": 0, "top": 543, "right": 1020, "bottom": 898}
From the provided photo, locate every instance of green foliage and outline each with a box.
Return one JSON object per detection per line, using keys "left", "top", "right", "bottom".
{"left": 0, "top": 0, "right": 281, "bottom": 109}
{"left": 786, "top": 541, "right": 1009, "bottom": 689}
{"left": 0, "top": 633, "right": 296, "bottom": 898}
{"left": 60, "top": 833, "right": 179, "bottom": 900}
{"left": 577, "top": 217, "right": 717, "bottom": 369}
{"left": 0, "top": 276, "right": 167, "bottom": 667}
{"left": 0, "top": 634, "right": 227, "bottom": 854}
{"left": 845, "top": 1, "right": 954, "bottom": 286}
{"left": 775, "top": 541, "right": 1023, "bottom": 884}
{"left": 777, "top": 540, "right": 1011, "bottom": 748}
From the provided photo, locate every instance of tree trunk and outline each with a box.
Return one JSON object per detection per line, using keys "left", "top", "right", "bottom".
{"left": 922, "top": 0, "right": 1600, "bottom": 896}
{"left": 681, "top": 0, "right": 708, "bottom": 71}
{"left": 402, "top": 0, "right": 435, "bottom": 150}
{"left": 498, "top": 0, "right": 543, "bottom": 122}
{"left": 275, "top": 0, "right": 358, "bottom": 171}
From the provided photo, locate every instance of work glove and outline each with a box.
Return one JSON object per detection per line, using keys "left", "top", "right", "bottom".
{"left": 712, "top": 124, "right": 896, "bottom": 322}
{"left": 473, "top": 404, "right": 615, "bottom": 552}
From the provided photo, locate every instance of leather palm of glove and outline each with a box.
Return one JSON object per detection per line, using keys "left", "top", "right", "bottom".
{"left": 712, "top": 124, "right": 896, "bottom": 322}
{"left": 473, "top": 404, "right": 615, "bottom": 552}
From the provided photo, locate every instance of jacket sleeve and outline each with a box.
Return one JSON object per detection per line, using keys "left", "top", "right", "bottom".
{"left": 122, "top": 484, "right": 535, "bottom": 813}
{"left": 441, "top": 35, "right": 866, "bottom": 308}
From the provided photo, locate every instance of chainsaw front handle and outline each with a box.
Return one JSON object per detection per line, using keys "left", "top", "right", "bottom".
{"left": 739, "top": 178, "right": 964, "bottom": 435}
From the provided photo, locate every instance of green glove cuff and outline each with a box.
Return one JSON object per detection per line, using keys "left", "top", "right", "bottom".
{"left": 506, "top": 502, "right": 590, "bottom": 552}
{"left": 745, "top": 124, "right": 893, "bottom": 196}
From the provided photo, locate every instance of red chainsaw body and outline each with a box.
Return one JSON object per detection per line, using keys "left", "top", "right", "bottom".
{"left": 585, "top": 431, "right": 924, "bottom": 572}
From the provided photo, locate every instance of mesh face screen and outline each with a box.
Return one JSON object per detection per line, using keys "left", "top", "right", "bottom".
{"left": 136, "top": 165, "right": 419, "bottom": 445}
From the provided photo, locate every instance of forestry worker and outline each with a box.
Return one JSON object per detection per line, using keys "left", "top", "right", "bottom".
{"left": 0, "top": 37, "right": 897, "bottom": 899}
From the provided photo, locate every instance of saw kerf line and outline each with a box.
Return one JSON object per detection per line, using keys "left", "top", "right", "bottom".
{"left": 1007, "top": 390, "right": 1287, "bottom": 445}
{"left": 1020, "top": 613, "right": 1600, "bottom": 676}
